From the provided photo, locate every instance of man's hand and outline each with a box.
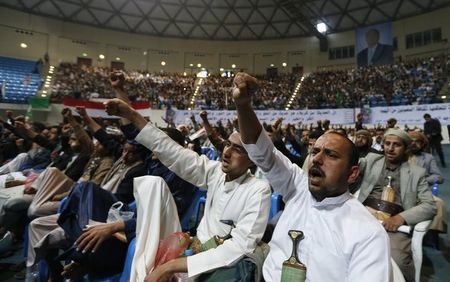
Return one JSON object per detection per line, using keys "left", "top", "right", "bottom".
{"left": 15, "top": 138, "right": 24, "bottom": 147}
{"left": 199, "top": 111, "right": 208, "bottom": 121}
{"left": 75, "top": 221, "right": 122, "bottom": 253}
{"left": 144, "top": 257, "right": 187, "bottom": 282}
{"left": 6, "top": 110, "right": 13, "bottom": 119}
{"left": 232, "top": 73, "right": 259, "bottom": 106}
{"left": 61, "top": 123, "right": 73, "bottom": 135}
{"left": 61, "top": 108, "right": 75, "bottom": 121}
{"left": 271, "top": 118, "right": 283, "bottom": 142}
{"left": 382, "top": 214, "right": 405, "bottom": 232}
{"left": 104, "top": 99, "right": 135, "bottom": 119}
{"left": 23, "top": 187, "right": 37, "bottom": 195}
{"left": 75, "top": 106, "right": 88, "bottom": 118}
{"left": 190, "top": 114, "right": 196, "bottom": 123}
{"left": 110, "top": 71, "right": 126, "bottom": 90}
{"left": 144, "top": 264, "right": 173, "bottom": 282}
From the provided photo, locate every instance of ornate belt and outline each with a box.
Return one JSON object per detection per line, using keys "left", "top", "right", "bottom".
{"left": 364, "top": 197, "right": 404, "bottom": 216}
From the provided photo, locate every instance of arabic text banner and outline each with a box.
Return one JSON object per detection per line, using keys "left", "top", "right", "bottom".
{"left": 370, "top": 103, "right": 450, "bottom": 125}
{"left": 174, "top": 109, "right": 356, "bottom": 125}
{"left": 174, "top": 103, "right": 450, "bottom": 125}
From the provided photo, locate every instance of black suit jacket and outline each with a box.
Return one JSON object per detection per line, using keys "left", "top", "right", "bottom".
{"left": 357, "top": 43, "right": 393, "bottom": 67}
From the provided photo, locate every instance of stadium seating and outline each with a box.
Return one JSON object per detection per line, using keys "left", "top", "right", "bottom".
{"left": 0, "top": 56, "right": 41, "bottom": 104}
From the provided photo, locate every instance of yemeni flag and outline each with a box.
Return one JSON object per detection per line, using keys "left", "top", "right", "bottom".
{"left": 63, "top": 97, "right": 151, "bottom": 118}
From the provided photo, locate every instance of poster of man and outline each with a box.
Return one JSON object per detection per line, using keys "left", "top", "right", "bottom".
{"left": 356, "top": 22, "right": 394, "bottom": 68}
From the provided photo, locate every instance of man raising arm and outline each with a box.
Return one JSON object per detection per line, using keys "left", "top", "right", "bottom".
{"left": 232, "top": 72, "right": 391, "bottom": 281}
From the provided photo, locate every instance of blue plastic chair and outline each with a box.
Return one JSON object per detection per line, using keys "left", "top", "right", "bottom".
{"left": 270, "top": 193, "right": 282, "bottom": 220}
{"left": 118, "top": 238, "right": 136, "bottom": 282}
{"left": 180, "top": 188, "right": 207, "bottom": 231}
{"left": 201, "top": 147, "right": 219, "bottom": 160}
{"left": 194, "top": 195, "right": 207, "bottom": 228}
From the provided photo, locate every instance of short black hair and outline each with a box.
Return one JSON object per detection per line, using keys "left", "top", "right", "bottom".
{"left": 324, "top": 132, "right": 359, "bottom": 168}
{"left": 309, "top": 130, "right": 323, "bottom": 140}
{"left": 423, "top": 113, "right": 431, "bottom": 119}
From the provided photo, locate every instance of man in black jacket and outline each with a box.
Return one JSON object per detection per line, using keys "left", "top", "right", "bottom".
{"left": 423, "top": 113, "right": 446, "bottom": 167}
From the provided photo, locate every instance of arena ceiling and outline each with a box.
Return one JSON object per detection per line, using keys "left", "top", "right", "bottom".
{"left": 1, "top": 0, "right": 450, "bottom": 40}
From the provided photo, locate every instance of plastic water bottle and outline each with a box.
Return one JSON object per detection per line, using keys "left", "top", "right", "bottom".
{"left": 431, "top": 182, "right": 439, "bottom": 196}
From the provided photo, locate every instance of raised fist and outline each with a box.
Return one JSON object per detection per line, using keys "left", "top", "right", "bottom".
{"left": 104, "top": 98, "right": 134, "bottom": 118}
{"left": 232, "top": 72, "right": 259, "bottom": 106}
{"left": 110, "top": 71, "right": 126, "bottom": 89}
{"left": 75, "top": 106, "right": 88, "bottom": 117}
{"left": 199, "top": 111, "right": 208, "bottom": 121}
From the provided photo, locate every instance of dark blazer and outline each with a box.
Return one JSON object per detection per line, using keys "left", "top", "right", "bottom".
{"left": 357, "top": 43, "right": 394, "bottom": 67}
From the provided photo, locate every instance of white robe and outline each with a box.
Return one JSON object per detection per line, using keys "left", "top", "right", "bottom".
{"left": 132, "top": 123, "right": 271, "bottom": 280}
{"left": 243, "top": 130, "right": 391, "bottom": 282}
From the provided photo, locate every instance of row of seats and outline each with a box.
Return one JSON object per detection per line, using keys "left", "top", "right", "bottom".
{"left": 0, "top": 56, "right": 42, "bottom": 103}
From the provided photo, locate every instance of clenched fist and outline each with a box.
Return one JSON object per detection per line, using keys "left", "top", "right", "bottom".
{"left": 232, "top": 72, "right": 259, "bottom": 107}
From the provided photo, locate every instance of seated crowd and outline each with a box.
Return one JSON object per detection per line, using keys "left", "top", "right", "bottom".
{"left": 292, "top": 55, "right": 448, "bottom": 109}
{"left": 0, "top": 72, "right": 445, "bottom": 282}
{"left": 49, "top": 55, "right": 448, "bottom": 111}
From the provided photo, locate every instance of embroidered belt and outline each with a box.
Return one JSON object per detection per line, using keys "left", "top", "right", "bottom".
{"left": 364, "top": 197, "right": 404, "bottom": 216}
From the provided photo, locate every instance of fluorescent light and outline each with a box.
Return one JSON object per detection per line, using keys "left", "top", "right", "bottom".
{"left": 231, "top": 64, "right": 236, "bottom": 68}
{"left": 99, "top": 54, "right": 105, "bottom": 59}
{"left": 116, "top": 57, "right": 120, "bottom": 61}
{"left": 20, "top": 43, "right": 27, "bottom": 48}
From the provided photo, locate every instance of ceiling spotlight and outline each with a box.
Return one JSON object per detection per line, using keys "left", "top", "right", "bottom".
{"left": 161, "top": 61, "right": 166, "bottom": 66}
{"left": 270, "top": 64, "right": 274, "bottom": 67}
{"left": 282, "top": 62, "right": 287, "bottom": 67}
{"left": 20, "top": 43, "right": 27, "bottom": 48}
{"left": 82, "top": 53, "right": 88, "bottom": 57}
{"left": 99, "top": 54, "right": 105, "bottom": 60}
{"left": 143, "top": 51, "right": 147, "bottom": 55}
{"left": 231, "top": 64, "right": 236, "bottom": 69}
{"left": 220, "top": 68, "right": 224, "bottom": 72}
{"left": 316, "top": 22, "right": 327, "bottom": 33}
{"left": 116, "top": 57, "right": 120, "bottom": 61}
{"left": 189, "top": 63, "right": 193, "bottom": 67}
{"left": 197, "top": 63, "right": 201, "bottom": 68}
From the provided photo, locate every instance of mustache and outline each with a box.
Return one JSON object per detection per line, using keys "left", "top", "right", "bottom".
{"left": 309, "top": 165, "right": 325, "bottom": 177}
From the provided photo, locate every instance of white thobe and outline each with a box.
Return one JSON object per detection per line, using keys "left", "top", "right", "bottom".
{"left": 243, "top": 130, "right": 391, "bottom": 282}
{"left": 135, "top": 123, "right": 271, "bottom": 278}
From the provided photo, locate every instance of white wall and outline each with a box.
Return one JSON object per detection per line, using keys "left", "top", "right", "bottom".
{"left": 1, "top": 6, "right": 449, "bottom": 74}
